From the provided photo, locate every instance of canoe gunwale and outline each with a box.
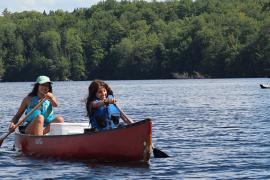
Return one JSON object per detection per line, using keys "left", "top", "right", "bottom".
{"left": 15, "top": 119, "right": 151, "bottom": 138}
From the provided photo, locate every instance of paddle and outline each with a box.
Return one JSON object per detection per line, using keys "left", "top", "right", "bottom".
{"left": 115, "top": 104, "right": 169, "bottom": 158}
{"left": 0, "top": 97, "right": 46, "bottom": 147}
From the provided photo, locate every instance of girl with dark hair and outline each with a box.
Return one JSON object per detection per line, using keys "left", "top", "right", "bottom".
{"left": 8, "top": 75, "right": 64, "bottom": 135}
{"left": 86, "top": 80, "right": 129, "bottom": 131}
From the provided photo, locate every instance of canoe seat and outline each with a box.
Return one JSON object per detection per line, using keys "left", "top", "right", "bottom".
{"left": 49, "top": 123, "right": 89, "bottom": 135}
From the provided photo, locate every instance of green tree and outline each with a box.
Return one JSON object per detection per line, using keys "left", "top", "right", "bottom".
{"left": 0, "top": 59, "right": 5, "bottom": 79}
{"left": 38, "top": 30, "right": 61, "bottom": 60}
{"left": 85, "top": 40, "right": 105, "bottom": 78}
{"left": 109, "top": 38, "right": 134, "bottom": 79}
{"left": 64, "top": 28, "right": 86, "bottom": 80}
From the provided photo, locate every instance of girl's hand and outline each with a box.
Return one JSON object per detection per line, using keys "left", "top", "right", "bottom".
{"left": 44, "top": 92, "right": 54, "bottom": 101}
{"left": 9, "top": 122, "right": 16, "bottom": 133}
{"left": 44, "top": 92, "right": 58, "bottom": 107}
{"left": 103, "top": 98, "right": 116, "bottom": 105}
{"left": 109, "top": 98, "right": 116, "bottom": 104}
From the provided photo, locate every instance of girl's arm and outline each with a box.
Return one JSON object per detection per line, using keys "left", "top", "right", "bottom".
{"left": 45, "top": 92, "right": 58, "bottom": 107}
{"left": 91, "top": 98, "right": 116, "bottom": 108}
{"left": 9, "top": 96, "right": 29, "bottom": 132}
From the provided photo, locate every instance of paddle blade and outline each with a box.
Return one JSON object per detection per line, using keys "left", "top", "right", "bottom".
{"left": 0, "top": 132, "right": 10, "bottom": 148}
{"left": 153, "top": 147, "right": 169, "bottom": 158}
{"left": 0, "top": 135, "right": 5, "bottom": 147}
{"left": 0, "top": 139, "right": 3, "bottom": 147}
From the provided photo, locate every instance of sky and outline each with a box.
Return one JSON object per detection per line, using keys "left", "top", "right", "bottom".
{"left": 0, "top": 0, "right": 103, "bottom": 13}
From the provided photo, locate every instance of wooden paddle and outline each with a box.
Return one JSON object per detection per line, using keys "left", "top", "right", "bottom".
{"left": 0, "top": 98, "right": 46, "bottom": 147}
{"left": 115, "top": 104, "right": 169, "bottom": 158}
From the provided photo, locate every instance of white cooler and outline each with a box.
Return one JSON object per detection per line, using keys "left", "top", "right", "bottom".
{"left": 49, "top": 123, "right": 89, "bottom": 135}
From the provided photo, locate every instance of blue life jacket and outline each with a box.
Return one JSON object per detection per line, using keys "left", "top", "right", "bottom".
{"left": 25, "top": 96, "right": 55, "bottom": 127}
{"left": 90, "top": 95, "right": 121, "bottom": 131}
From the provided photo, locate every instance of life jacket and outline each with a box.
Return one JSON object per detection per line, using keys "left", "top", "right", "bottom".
{"left": 25, "top": 96, "right": 55, "bottom": 126}
{"left": 90, "top": 95, "right": 121, "bottom": 131}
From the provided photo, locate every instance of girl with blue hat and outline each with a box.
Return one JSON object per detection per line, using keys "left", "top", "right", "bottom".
{"left": 8, "top": 75, "right": 64, "bottom": 135}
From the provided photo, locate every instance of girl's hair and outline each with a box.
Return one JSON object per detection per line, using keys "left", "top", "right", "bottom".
{"left": 86, "top": 79, "right": 113, "bottom": 117}
{"left": 28, "top": 83, "right": 53, "bottom": 97}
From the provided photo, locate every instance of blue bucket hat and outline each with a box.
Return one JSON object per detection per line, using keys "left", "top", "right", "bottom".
{"left": 36, "top": 75, "right": 52, "bottom": 84}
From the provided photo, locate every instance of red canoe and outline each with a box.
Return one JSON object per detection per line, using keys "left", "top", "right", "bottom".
{"left": 14, "top": 119, "right": 152, "bottom": 163}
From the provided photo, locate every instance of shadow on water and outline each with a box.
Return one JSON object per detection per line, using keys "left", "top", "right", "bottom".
{"left": 84, "top": 160, "right": 150, "bottom": 169}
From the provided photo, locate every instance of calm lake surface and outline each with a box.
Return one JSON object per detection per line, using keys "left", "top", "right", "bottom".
{"left": 1, "top": 79, "right": 270, "bottom": 179}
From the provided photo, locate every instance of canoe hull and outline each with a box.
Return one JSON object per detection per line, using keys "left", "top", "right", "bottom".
{"left": 260, "top": 84, "right": 270, "bottom": 89}
{"left": 15, "top": 119, "right": 152, "bottom": 162}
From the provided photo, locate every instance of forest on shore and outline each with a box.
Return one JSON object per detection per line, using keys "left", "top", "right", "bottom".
{"left": 0, "top": 0, "right": 269, "bottom": 81}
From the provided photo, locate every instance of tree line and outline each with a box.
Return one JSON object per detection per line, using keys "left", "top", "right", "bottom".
{"left": 0, "top": 0, "right": 269, "bottom": 81}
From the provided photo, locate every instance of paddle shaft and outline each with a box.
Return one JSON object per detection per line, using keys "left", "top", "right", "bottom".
{"left": 0, "top": 98, "right": 46, "bottom": 147}
{"left": 115, "top": 104, "right": 134, "bottom": 124}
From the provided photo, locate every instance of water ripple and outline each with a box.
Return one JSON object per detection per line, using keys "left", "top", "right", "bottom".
{"left": 1, "top": 79, "right": 270, "bottom": 179}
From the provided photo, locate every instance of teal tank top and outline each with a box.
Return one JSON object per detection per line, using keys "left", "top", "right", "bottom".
{"left": 25, "top": 96, "right": 55, "bottom": 126}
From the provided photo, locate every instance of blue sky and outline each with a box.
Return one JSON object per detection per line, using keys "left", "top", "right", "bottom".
{"left": 0, "top": 0, "right": 103, "bottom": 13}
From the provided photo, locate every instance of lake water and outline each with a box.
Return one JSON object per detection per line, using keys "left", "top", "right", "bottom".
{"left": 0, "top": 79, "right": 270, "bottom": 179}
